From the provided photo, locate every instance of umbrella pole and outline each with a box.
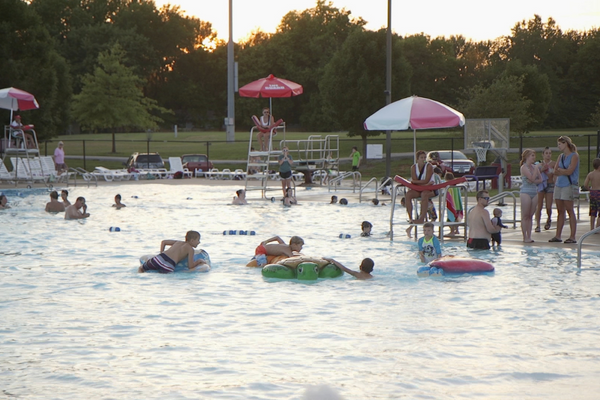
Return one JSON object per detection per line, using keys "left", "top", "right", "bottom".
{"left": 269, "top": 98, "right": 273, "bottom": 117}
{"left": 413, "top": 129, "right": 417, "bottom": 163}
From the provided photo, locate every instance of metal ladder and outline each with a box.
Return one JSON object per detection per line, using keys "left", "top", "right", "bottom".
{"left": 389, "top": 181, "right": 469, "bottom": 242}
{"left": 244, "top": 124, "right": 284, "bottom": 199}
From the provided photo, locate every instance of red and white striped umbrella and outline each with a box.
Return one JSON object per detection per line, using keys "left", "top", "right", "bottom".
{"left": 0, "top": 87, "right": 40, "bottom": 111}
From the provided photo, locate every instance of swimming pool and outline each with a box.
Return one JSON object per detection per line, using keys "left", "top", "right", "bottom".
{"left": 1, "top": 183, "right": 599, "bottom": 399}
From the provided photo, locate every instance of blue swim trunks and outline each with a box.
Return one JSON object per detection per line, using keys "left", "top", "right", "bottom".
{"left": 142, "top": 253, "right": 176, "bottom": 273}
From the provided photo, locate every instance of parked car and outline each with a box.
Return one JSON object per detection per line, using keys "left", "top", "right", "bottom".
{"left": 125, "top": 152, "right": 165, "bottom": 170}
{"left": 427, "top": 150, "right": 475, "bottom": 177}
{"left": 181, "top": 154, "right": 213, "bottom": 173}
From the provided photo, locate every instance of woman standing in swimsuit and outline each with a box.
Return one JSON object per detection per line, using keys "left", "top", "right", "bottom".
{"left": 535, "top": 147, "right": 556, "bottom": 232}
{"left": 550, "top": 136, "right": 580, "bottom": 244}
{"left": 520, "top": 149, "right": 543, "bottom": 243}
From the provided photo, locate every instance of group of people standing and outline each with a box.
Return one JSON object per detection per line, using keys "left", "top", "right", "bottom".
{"left": 407, "top": 135, "right": 588, "bottom": 249}
{"left": 519, "top": 135, "right": 580, "bottom": 244}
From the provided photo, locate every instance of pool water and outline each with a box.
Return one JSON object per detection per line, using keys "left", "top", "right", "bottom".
{"left": 1, "top": 184, "right": 600, "bottom": 399}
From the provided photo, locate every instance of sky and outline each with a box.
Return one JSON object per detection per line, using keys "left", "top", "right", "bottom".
{"left": 154, "top": 0, "right": 600, "bottom": 42}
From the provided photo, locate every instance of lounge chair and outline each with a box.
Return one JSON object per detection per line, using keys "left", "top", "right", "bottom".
{"left": 0, "top": 162, "right": 15, "bottom": 182}
{"left": 92, "top": 166, "right": 133, "bottom": 182}
{"left": 205, "top": 168, "right": 220, "bottom": 180}
{"left": 167, "top": 157, "right": 193, "bottom": 178}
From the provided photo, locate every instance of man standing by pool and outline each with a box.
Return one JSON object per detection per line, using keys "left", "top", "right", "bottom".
{"left": 467, "top": 190, "right": 500, "bottom": 250}
{"left": 65, "top": 197, "right": 90, "bottom": 220}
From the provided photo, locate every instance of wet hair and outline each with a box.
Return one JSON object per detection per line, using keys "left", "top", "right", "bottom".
{"left": 520, "top": 149, "right": 536, "bottom": 166}
{"left": 493, "top": 208, "right": 502, "bottom": 217}
{"left": 330, "top": 195, "right": 338, "bottom": 204}
{"left": 558, "top": 135, "right": 577, "bottom": 152}
{"left": 50, "top": 191, "right": 59, "bottom": 199}
{"left": 416, "top": 150, "right": 426, "bottom": 159}
{"left": 0, "top": 194, "right": 6, "bottom": 202}
{"left": 236, "top": 189, "right": 244, "bottom": 196}
{"left": 339, "top": 198, "right": 348, "bottom": 205}
{"left": 361, "top": 221, "right": 372, "bottom": 229}
{"left": 371, "top": 198, "right": 379, "bottom": 205}
{"left": 444, "top": 172, "right": 455, "bottom": 180}
{"left": 289, "top": 236, "right": 304, "bottom": 246}
{"left": 360, "top": 258, "right": 374, "bottom": 273}
{"left": 593, "top": 158, "right": 600, "bottom": 170}
{"left": 423, "top": 222, "right": 434, "bottom": 229}
{"left": 61, "top": 190, "right": 69, "bottom": 196}
{"left": 186, "top": 230, "right": 201, "bottom": 242}
{"left": 115, "top": 194, "right": 121, "bottom": 200}
{"left": 76, "top": 196, "right": 85, "bottom": 203}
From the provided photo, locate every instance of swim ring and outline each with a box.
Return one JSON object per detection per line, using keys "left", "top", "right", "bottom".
{"left": 246, "top": 254, "right": 289, "bottom": 268}
{"left": 261, "top": 256, "right": 343, "bottom": 280}
{"left": 139, "top": 249, "right": 211, "bottom": 273}
{"left": 417, "top": 255, "right": 494, "bottom": 276}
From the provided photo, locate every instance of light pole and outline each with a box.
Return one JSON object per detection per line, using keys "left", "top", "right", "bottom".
{"left": 385, "top": 0, "right": 392, "bottom": 178}
{"left": 226, "top": 0, "right": 235, "bottom": 142}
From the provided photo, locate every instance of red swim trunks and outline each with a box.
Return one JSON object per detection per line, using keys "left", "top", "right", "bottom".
{"left": 255, "top": 244, "right": 267, "bottom": 255}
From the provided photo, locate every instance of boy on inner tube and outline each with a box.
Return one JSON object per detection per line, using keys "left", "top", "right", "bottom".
{"left": 254, "top": 236, "right": 304, "bottom": 267}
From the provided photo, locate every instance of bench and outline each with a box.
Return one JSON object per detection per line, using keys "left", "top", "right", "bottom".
{"left": 465, "top": 166, "right": 499, "bottom": 191}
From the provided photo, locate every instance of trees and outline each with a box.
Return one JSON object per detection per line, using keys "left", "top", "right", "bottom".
{"left": 263, "top": 1, "right": 366, "bottom": 129}
{"left": 0, "top": 0, "right": 71, "bottom": 138}
{"left": 458, "top": 76, "right": 533, "bottom": 133}
{"left": 71, "top": 44, "right": 170, "bottom": 152}
{"left": 320, "top": 29, "right": 411, "bottom": 154}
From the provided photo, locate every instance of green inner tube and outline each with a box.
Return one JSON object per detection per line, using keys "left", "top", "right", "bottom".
{"left": 262, "top": 262, "right": 343, "bottom": 280}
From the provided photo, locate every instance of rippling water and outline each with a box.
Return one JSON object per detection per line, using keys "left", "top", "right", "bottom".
{"left": 1, "top": 184, "right": 599, "bottom": 399}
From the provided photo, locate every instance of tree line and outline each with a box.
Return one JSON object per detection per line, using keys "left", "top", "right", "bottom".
{"left": 1, "top": 0, "right": 599, "bottom": 141}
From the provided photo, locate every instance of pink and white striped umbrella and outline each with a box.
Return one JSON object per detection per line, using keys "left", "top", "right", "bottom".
{"left": 364, "top": 95, "right": 465, "bottom": 158}
{"left": 364, "top": 95, "right": 464, "bottom": 131}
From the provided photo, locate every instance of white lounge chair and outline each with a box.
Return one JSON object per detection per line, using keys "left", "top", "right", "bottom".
{"left": 0, "top": 162, "right": 15, "bottom": 181}
{"left": 233, "top": 169, "right": 246, "bottom": 180}
{"left": 206, "top": 168, "right": 220, "bottom": 180}
{"left": 92, "top": 166, "right": 133, "bottom": 182}
{"left": 167, "top": 157, "right": 193, "bottom": 178}
{"left": 221, "top": 168, "right": 233, "bottom": 180}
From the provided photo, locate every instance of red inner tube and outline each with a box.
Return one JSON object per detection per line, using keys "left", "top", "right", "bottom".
{"left": 430, "top": 257, "right": 494, "bottom": 273}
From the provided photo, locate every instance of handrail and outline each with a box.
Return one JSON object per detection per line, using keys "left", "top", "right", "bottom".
{"left": 359, "top": 177, "right": 379, "bottom": 203}
{"left": 328, "top": 171, "right": 361, "bottom": 192}
{"left": 576, "top": 226, "right": 600, "bottom": 269}
{"left": 71, "top": 167, "right": 98, "bottom": 187}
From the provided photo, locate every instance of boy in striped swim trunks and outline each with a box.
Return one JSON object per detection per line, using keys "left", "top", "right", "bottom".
{"left": 139, "top": 231, "right": 205, "bottom": 273}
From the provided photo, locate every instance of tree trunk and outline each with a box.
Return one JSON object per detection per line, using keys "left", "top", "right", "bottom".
{"left": 112, "top": 130, "right": 116, "bottom": 153}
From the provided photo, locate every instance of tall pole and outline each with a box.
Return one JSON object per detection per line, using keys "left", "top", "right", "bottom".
{"left": 385, "top": 0, "right": 392, "bottom": 178}
{"left": 226, "top": 0, "right": 235, "bottom": 141}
